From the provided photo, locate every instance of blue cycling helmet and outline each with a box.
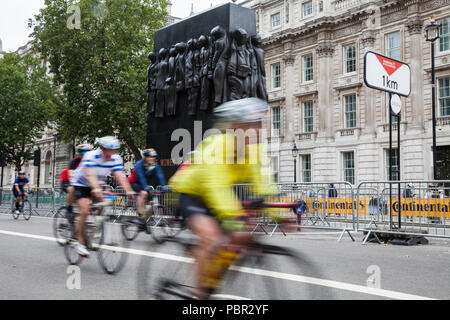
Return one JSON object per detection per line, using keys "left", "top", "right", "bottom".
{"left": 98, "top": 136, "right": 120, "bottom": 150}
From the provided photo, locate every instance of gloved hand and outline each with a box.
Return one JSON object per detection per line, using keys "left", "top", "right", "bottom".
{"left": 221, "top": 219, "right": 246, "bottom": 232}
{"left": 249, "top": 198, "right": 265, "bottom": 209}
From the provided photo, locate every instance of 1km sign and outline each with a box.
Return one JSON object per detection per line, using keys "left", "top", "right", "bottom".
{"left": 364, "top": 51, "right": 411, "bottom": 97}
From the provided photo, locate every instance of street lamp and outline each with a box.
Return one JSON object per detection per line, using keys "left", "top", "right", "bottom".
{"left": 52, "top": 133, "right": 60, "bottom": 189}
{"left": 425, "top": 16, "right": 441, "bottom": 180}
{"left": 292, "top": 143, "right": 299, "bottom": 183}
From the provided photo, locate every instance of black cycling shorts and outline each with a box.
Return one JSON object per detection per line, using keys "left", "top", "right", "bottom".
{"left": 12, "top": 187, "right": 25, "bottom": 198}
{"left": 74, "top": 186, "right": 92, "bottom": 200}
{"left": 178, "top": 194, "right": 214, "bottom": 221}
{"left": 131, "top": 182, "right": 143, "bottom": 193}
{"left": 61, "top": 181, "right": 70, "bottom": 193}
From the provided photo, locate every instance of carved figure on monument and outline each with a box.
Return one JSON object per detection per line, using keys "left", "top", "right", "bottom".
{"left": 227, "top": 28, "right": 252, "bottom": 101}
{"left": 251, "top": 35, "right": 268, "bottom": 101}
{"left": 185, "top": 39, "right": 200, "bottom": 115}
{"left": 175, "top": 42, "right": 187, "bottom": 93}
{"left": 146, "top": 52, "right": 158, "bottom": 116}
{"left": 166, "top": 47, "right": 177, "bottom": 116}
{"left": 210, "top": 26, "right": 229, "bottom": 106}
{"left": 199, "top": 35, "right": 212, "bottom": 110}
{"left": 247, "top": 36, "right": 258, "bottom": 98}
{"left": 155, "top": 48, "right": 169, "bottom": 118}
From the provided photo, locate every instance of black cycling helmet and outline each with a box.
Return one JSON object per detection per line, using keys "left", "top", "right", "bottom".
{"left": 143, "top": 148, "right": 157, "bottom": 157}
{"left": 77, "top": 143, "right": 93, "bottom": 155}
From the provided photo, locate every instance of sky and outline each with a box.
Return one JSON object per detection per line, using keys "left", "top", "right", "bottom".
{"left": 0, "top": 0, "right": 231, "bottom": 53}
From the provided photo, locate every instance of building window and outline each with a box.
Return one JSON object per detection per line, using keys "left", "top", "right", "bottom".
{"left": 343, "top": 44, "right": 356, "bottom": 74}
{"left": 386, "top": 31, "right": 401, "bottom": 60}
{"left": 271, "top": 156, "right": 279, "bottom": 183}
{"left": 302, "top": 154, "right": 312, "bottom": 183}
{"left": 271, "top": 63, "right": 281, "bottom": 89}
{"left": 343, "top": 152, "right": 355, "bottom": 185}
{"left": 386, "top": 149, "right": 399, "bottom": 181}
{"left": 303, "top": 101, "right": 314, "bottom": 133}
{"left": 439, "top": 77, "right": 450, "bottom": 116}
{"left": 271, "top": 12, "right": 281, "bottom": 28}
{"left": 272, "top": 107, "right": 281, "bottom": 137}
{"left": 439, "top": 17, "right": 450, "bottom": 52}
{"left": 303, "top": 1, "right": 313, "bottom": 17}
{"left": 303, "top": 54, "right": 313, "bottom": 82}
{"left": 344, "top": 94, "right": 357, "bottom": 128}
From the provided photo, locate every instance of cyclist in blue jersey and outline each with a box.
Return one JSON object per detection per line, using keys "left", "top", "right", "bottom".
{"left": 130, "top": 148, "right": 166, "bottom": 226}
{"left": 13, "top": 171, "right": 31, "bottom": 214}
{"left": 70, "top": 136, "right": 136, "bottom": 257}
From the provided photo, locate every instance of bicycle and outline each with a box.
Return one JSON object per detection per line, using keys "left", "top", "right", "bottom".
{"left": 53, "top": 205, "right": 77, "bottom": 246}
{"left": 121, "top": 189, "right": 185, "bottom": 243}
{"left": 64, "top": 192, "right": 130, "bottom": 275}
{"left": 12, "top": 192, "right": 32, "bottom": 221}
{"left": 137, "top": 201, "right": 331, "bottom": 300}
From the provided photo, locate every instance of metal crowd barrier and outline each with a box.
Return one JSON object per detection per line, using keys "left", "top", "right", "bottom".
{"left": 356, "top": 181, "right": 450, "bottom": 243}
{"left": 233, "top": 182, "right": 356, "bottom": 240}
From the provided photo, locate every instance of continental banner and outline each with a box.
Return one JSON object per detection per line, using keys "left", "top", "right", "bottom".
{"left": 271, "top": 197, "right": 450, "bottom": 218}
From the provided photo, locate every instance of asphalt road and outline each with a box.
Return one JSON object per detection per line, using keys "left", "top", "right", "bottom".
{"left": 1, "top": 212, "right": 449, "bottom": 300}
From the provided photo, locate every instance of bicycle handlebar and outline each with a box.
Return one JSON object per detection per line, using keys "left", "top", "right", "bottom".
{"left": 241, "top": 201, "right": 299, "bottom": 210}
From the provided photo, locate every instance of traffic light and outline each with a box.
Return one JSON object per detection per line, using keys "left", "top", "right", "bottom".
{"left": 33, "top": 149, "right": 41, "bottom": 167}
{"left": 0, "top": 154, "right": 6, "bottom": 167}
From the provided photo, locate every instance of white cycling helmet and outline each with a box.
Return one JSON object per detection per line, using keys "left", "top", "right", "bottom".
{"left": 98, "top": 136, "right": 120, "bottom": 150}
{"left": 77, "top": 143, "right": 93, "bottom": 154}
{"left": 214, "top": 98, "right": 269, "bottom": 125}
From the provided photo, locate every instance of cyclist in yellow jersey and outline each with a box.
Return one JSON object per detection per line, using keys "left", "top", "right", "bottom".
{"left": 170, "top": 98, "right": 276, "bottom": 299}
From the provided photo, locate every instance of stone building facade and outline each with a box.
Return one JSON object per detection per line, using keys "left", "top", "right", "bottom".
{"left": 240, "top": 0, "right": 450, "bottom": 185}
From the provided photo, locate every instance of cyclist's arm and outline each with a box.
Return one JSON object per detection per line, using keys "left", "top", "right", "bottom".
{"left": 136, "top": 161, "right": 149, "bottom": 190}
{"left": 85, "top": 167, "right": 102, "bottom": 194}
{"left": 112, "top": 170, "right": 134, "bottom": 195}
{"left": 155, "top": 164, "right": 167, "bottom": 187}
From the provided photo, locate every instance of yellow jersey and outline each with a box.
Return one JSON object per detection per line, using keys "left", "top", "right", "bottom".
{"left": 170, "top": 133, "right": 276, "bottom": 221}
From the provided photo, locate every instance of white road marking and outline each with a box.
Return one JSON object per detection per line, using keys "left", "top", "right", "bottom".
{"left": 0, "top": 229, "right": 437, "bottom": 300}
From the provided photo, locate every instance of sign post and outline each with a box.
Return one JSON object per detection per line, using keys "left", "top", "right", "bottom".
{"left": 365, "top": 52, "right": 411, "bottom": 231}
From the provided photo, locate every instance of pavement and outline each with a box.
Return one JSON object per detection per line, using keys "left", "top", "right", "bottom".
{"left": 1, "top": 212, "right": 450, "bottom": 300}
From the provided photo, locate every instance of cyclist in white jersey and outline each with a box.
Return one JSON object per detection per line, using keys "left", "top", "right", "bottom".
{"left": 70, "top": 136, "right": 136, "bottom": 257}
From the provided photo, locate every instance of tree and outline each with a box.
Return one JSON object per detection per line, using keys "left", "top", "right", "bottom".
{"left": 0, "top": 53, "right": 56, "bottom": 171}
{"left": 30, "top": 0, "right": 167, "bottom": 161}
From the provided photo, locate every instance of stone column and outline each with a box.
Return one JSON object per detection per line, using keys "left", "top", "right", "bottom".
{"left": 406, "top": 16, "right": 424, "bottom": 131}
{"left": 283, "top": 41, "right": 296, "bottom": 141}
{"left": 361, "top": 31, "right": 377, "bottom": 137}
{"left": 316, "top": 34, "right": 335, "bottom": 141}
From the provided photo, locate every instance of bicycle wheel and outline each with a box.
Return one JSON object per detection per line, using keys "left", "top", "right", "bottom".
{"left": 22, "top": 201, "right": 32, "bottom": 221}
{"left": 53, "top": 207, "right": 72, "bottom": 246}
{"left": 121, "top": 217, "right": 140, "bottom": 241}
{"left": 138, "top": 238, "right": 332, "bottom": 300}
{"left": 218, "top": 241, "right": 333, "bottom": 300}
{"left": 137, "top": 237, "right": 196, "bottom": 300}
{"left": 12, "top": 207, "right": 19, "bottom": 220}
{"left": 98, "top": 217, "right": 129, "bottom": 275}
{"left": 64, "top": 240, "right": 83, "bottom": 266}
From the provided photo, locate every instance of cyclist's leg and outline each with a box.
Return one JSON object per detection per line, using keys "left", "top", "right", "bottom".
{"left": 74, "top": 186, "right": 92, "bottom": 246}
{"left": 13, "top": 188, "right": 21, "bottom": 211}
{"left": 188, "top": 214, "right": 224, "bottom": 299}
{"left": 137, "top": 190, "right": 148, "bottom": 217}
{"left": 179, "top": 194, "right": 225, "bottom": 298}
{"left": 67, "top": 185, "right": 75, "bottom": 212}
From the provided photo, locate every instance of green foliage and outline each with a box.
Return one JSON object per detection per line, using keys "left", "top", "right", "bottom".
{"left": 30, "top": 0, "right": 167, "bottom": 161}
{"left": 0, "top": 53, "right": 56, "bottom": 170}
